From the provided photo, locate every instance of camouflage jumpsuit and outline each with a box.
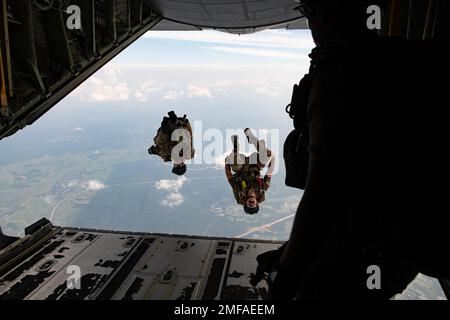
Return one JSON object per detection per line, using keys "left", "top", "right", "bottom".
{"left": 151, "top": 114, "right": 195, "bottom": 162}
{"left": 226, "top": 136, "right": 272, "bottom": 205}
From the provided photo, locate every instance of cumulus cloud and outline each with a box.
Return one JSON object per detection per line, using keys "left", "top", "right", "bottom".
{"left": 133, "top": 80, "right": 212, "bottom": 101}
{"left": 85, "top": 180, "right": 106, "bottom": 191}
{"left": 69, "top": 30, "right": 312, "bottom": 103}
{"left": 81, "top": 78, "right": 129, "bottom": 102}
{"left": 56, "top": 179, "right": 107, "bottom": 192}
{"left": 186, "top": 85, "right": 213, "bottom": 98}
{"left": 155, "top": 176, "right": 188, "bottom": 207}
{"left": 102, "top": 63, "right": 123, "bottom": 81}
{"left": 161, "top": 193, "right": 184, "bottom": 207}
{"left": 255, "top": 87, "right": 280, "bottom": 97}
{"left": 134, "top": 80, "right": 168, "bottom": 102}
{"left": 159, "top": 85, "right": 213, "bottom": 100}
{"left": 155, "top": 176, "right": 187, "bottom": 192}
{"left": 163, "top": 90, "right": 184, "bottom": 100}
{"left": 72, "top": 65, "right": 130, "bottom": 102}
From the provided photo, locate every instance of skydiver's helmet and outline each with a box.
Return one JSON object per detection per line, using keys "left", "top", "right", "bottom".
{"left": 244, "top": 203, "right": 260, "bottom": 215}
{"left": 172, "top": 162, "right": 187, "bottom": 176}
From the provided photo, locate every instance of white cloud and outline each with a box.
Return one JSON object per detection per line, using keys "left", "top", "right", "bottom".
{"left": 186, "top": 85, "right": 213, "bottom": 98}
{"left": 85, "top": 180, "right": 106, "bottom": 191}
{"left": 255, "top": 87, "right": 280, "bottom": 97}
{"left": 75, "top": 70, "right": 294, "bottom": 102}
{"left": 156, "top": 176, "right": 188, "bottom": 207}
{"left": 134, "top": 80, "right": 168, "bottom": 102}
{"left": 55, "top": 179, "right": 107, "bottom": 192}
{"left": 69, "top": 29, "right": 313, "bottom": 104}
{"left": 81, "top": 78, "right": 129, "bottom": 102}
{"left": 72, "top": 127, "right": 84, "bottom": 132}
{"left": 155, "top": 176, "right": 187, "bottom": 192}
{"left": 161, "top": 192, "right": 184, "bottom": 207}
{"left": 133, "top": 80, "right": 213, "bottom": 101}
{"left": 144, "top": 30, "right": 314, "bottom": 50}
{"left": 72, "top": 65, "right": 130, "bottom": 102}
{"left": 205, "top": 46, "right": 307, "bottom": 60}
{"left": 71, "top": 56, "right": 308, "bottom": 104}
{"left": 163, "top": 90, "right": 184, "bottom": 100}
{"left": 102, "top": 63, "right": 123, "bottom": 81}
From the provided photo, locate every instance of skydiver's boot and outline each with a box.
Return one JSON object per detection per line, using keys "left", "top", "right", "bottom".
{"left": 245, "top": 128, "right": 270, "bottom": 166}
{"left": 245, "top": 128, "right": 258, "bottom": 147}
{"left": 245, "top": 128, "right": 267, "bottom": 152}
